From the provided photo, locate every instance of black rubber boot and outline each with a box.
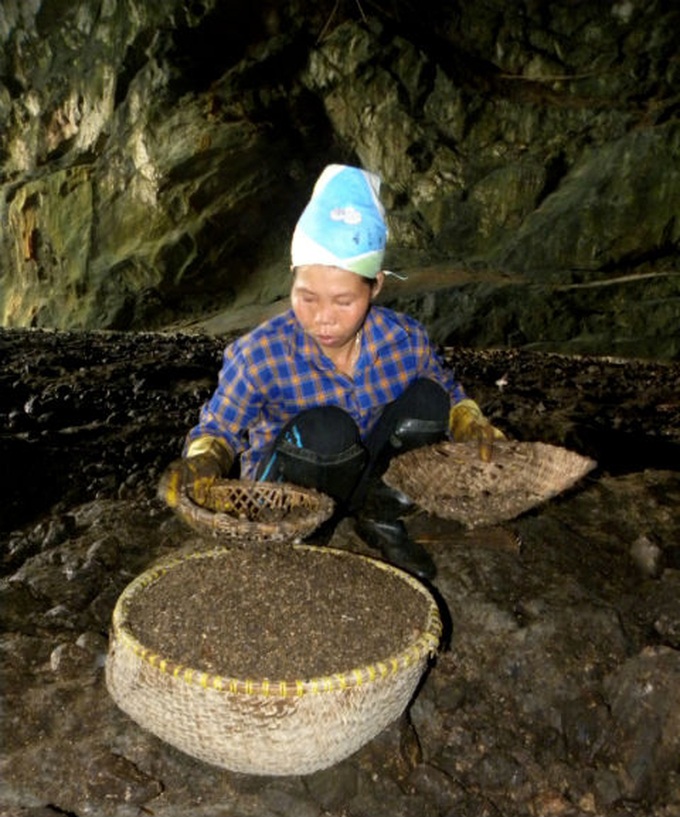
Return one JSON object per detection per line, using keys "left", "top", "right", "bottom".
{"left": 360, "top": 478, "right": 416, "bottom": 516}
{"left": 355, "top": 480, "right": 436, "bottom": 581}
{"left": 355, "top": 516, "right": 436, "bottom": 581}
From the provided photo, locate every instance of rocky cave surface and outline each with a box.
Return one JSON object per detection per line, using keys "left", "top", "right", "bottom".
{"left": 1, "top": 326, "right": 679, "bottom": 817}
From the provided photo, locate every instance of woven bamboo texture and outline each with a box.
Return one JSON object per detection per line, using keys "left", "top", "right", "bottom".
{"left": 105, "top": 546, "right": 442, "bottom": 776}
{"left": 383, "top": 440, "right": 597, "bottom": 528}
{"left": 169, "top": 479, "right": 335, "bottom": 541}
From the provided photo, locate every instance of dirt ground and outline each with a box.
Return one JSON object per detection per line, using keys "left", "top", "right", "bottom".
{"left": 1, "top": 327, "right": 679, "bottom": 817}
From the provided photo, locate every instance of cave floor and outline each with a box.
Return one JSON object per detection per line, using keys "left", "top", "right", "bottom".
{"left": 1, "top": 327, "right": 679, "bottom": 817}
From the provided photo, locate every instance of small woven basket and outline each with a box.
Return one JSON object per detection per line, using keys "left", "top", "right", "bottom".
{"left": 106, "top": 546, "right": 441, "bottom": 776}
{"left": 170, "top": 479, "right": 335, "bottom": 542}
{"left": 384, "top": 440, "right": 596, "bottom": 528}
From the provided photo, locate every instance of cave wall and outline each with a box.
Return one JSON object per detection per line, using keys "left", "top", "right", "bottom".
{"left": 0, "top": 0, "right": 678, "bottom": 357}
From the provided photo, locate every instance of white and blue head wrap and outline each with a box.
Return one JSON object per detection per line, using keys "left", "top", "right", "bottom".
{"left": 291, "top": 164, "right": 387, "bottom": 279}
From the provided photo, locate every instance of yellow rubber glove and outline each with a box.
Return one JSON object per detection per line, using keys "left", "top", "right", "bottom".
{"left": 158, "top": 436, "right": 234, "bottom": 508}
{"left": 449, "top": 399, "right": 506, "bottom": 463}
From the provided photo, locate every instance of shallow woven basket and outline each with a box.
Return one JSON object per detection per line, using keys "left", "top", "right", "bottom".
{"left": 106, "top": 545, "right": 442, "bottom": 776}
{"left": 170, "top": 479, "right": 335, "bottom": 542}
{"left": 383, "top": 440, "right": 597, "bottom": 528}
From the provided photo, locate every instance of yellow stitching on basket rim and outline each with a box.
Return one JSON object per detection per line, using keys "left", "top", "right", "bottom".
{"left": 424, "top": 631, "right": 440, "bottom": 652}
{"left": 112, "top": 545, "right": 442, "bottom": 698}
{"left": 119, "top": 629, "right": 440, "bottom": 694}
{"left": 118, "top": 638, "right": 439, "bottom": 696}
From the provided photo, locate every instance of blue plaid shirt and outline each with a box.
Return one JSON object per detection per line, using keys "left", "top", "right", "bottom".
{"left": 187, "top": 305, "right": 467, "bottom": 478}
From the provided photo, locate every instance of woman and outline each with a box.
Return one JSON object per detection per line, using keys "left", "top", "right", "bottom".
{"left": 160, "top": 165, "right": 504, "bottom": 580}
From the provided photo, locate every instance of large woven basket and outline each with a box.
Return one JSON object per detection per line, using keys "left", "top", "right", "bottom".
{"left": 105, "top": 545, "right": 442, "bottom": 776}
{"left": 167, "top": 478, "right": 335, "bottom": 542}
{"left": 383, "top": 440, "right": 597, "bottom": 528}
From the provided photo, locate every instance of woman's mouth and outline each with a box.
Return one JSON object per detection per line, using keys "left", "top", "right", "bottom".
{"left": 315, "top": 333, "right": 338, "bottom": 346}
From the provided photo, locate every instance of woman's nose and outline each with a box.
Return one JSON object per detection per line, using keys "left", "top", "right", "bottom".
{"left": 314, "top": 304, "right": 335, "bottom": 325}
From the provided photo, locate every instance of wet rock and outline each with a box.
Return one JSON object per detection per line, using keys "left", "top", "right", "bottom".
{"left": 9, "top": 549, "right": 102, "bottom": 613}
{"left": 75, "top": 631, "right": 109, "bottom": 666}
{"left": 81, "top": 749, "right": 163, "bottom": 810}
{"left": 627, "top": 552, "right": 680, "bottom": 651}
{"left": 84, "top": 535, "right": 123, "bottom": 570}
{"left": 49, "top": 641, "right": 99, "bottom": 677}
{"left": 305, "top": 763, "right": 359, "bottom": 811}
{"left": 42, "top": 604, "right": 82, "bottom": 632}
{"left": 560, "top": 693, "right": 611, "bottom": 763}
{"left": 599, "top": 646, "right": 680, "bottom": 806}
{"left": 0, "top": 581, "right": 43, "bottom": 633}
{"left": 629, "top": 534, "right": 664, "bottom": 579}
{"left": 406, "top": 763, "right": 465, "bottom": 811}
{"left": 260, "top": 781, "right": 320, "bottom": 817}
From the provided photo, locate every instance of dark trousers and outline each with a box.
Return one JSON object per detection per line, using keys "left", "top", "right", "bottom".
{"left": 255, "top": 379, "right": 449, "bottom": 512}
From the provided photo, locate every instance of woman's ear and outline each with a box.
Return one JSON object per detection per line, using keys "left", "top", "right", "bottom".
{"left": 370, "top": 271, "right": 385, "bottom": 299}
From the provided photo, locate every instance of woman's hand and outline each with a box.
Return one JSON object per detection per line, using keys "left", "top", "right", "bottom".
{"left": 449, "top": 399, "right": 506, "bottom": 462}
{"left": 157, "top": 437, "right": 234, "bottom": 507}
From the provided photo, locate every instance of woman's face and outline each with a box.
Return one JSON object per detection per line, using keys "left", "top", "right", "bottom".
{"left": 291, "top": 265, "right": 383, "bottom": 351}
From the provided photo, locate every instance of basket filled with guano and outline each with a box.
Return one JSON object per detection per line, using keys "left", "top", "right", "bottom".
{"left": 383, "top": 440, "right": 597, "bottom": 529}
{"left": 105, "top": 544, "right": 442, "bottom": 776}
{"left": 159, "top": 472, "right": 335, "bottom": 542}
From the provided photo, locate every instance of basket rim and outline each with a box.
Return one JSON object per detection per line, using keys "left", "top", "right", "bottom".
{"left": 202, "top": 478, "right": 333, "bottom": 496}
{"left": 179, "top": 478, "right": 335, "bottom": 534}
{"left": 110, "top": 545, "right": 442, "bottom": 698}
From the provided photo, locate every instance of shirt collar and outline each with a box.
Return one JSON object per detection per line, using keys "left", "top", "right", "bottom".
{"left": 362, "top": 305, "right": 409, "bottom": 360}
{"left": 286, "top": 310, "right": 326, "bottom": 365}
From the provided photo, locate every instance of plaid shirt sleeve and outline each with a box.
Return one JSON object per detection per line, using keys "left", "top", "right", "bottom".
{"left": 185, "top": 334, "right": 266, "bottom": 457}
{"left": 184, "top": 310, "right": 331, "bottom": 470}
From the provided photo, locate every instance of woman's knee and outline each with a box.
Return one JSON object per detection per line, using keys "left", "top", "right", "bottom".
{"left": 259, "top": 406, "right": 367, "bottom": 503}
